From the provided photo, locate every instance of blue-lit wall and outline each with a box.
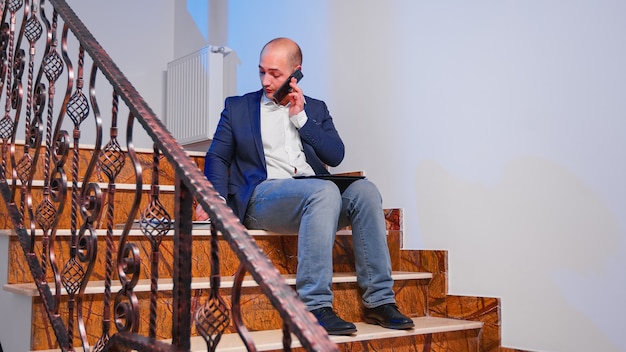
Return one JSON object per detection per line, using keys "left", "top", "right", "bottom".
{"left": 216, "top": 2, "right": 626, "bottom": 351}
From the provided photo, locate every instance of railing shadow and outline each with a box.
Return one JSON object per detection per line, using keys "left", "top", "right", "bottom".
{"left": 0, "top": 0, "right": 337, "bottom": 351}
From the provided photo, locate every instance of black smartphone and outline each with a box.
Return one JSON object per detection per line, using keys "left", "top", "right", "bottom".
{"left": 273, "top": 69, "right": 303, "bottom": 104}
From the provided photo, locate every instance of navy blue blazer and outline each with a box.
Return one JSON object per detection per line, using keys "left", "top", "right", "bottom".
{"left": 204, "top": 89, "right": 345, "bottom": 222}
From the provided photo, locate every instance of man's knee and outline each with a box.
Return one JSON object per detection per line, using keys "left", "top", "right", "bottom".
{"left": 307, "top": 181, "right": 342, "bottom": 208}
{"left": 346, "top": 179, "right": 382, "bottom": 203}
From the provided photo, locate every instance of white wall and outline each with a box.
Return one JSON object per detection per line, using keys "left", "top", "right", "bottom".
{"left": 173, "top": 0, "right": 210, "bottom": 56}
{"left": 66, "top": 0, "right": 176, "bottom": 149}
{"left": 384, "top": 3, "right": 626, "bottom": 351}
{"left": 0, "top": 234, "right": 32, "bottom": 352}
{"left": 41, "top": 1, "right": 626, "bottom": 351}
{"left": 219, "top": 1, "right": 626, "bottom": 351}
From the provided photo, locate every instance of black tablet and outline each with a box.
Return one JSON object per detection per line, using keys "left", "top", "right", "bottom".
{"left": 293, "top": 175, "right": 365, "bottom": 193}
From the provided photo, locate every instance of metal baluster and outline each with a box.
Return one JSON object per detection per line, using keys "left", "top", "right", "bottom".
{"left": 172, "top": 176, "right": 193, "bottom": 350}
{"left": 72, "top": 60, "right": 104, "bottom": 351}
{"left": 61, "top": 36, "right": 89, "bottom": 349}
{"left": 138, "top": 144, "right": 171, "bottom": 338}
{"left": 231, "top": 263, "right": 255, "bottom": 351}
{"left": 93, "top": 90, "right": 124, "bottom": 351}
{"left": 35, "top": 4, "right": 63, "bottom": 309}
{"left": 195, "top": 222, "right": 230, "bottom": 351}
{"left": 15, "top": 0, "right": 37, "bottom": 224}
{"left": 0, "top": 3, "right": 14, "bottom": 180}
{"left": 114, "top": 111, "right": 142, "bottom": 336}
{"left": 6, "top": 0, "right": 26, "bottom": 202}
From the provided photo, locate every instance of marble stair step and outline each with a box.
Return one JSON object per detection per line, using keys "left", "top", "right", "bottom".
{"left": 4, "top": 271, "right": 431, "bottom": 297}
{"left": 187, "top": 316, "right": 483, "bottom": 352}
{"left": 33, "top": 317, "right": 483, "bottom": 352}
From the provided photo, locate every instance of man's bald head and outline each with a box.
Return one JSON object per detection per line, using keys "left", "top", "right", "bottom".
{"left": 261, "top": 37, "right": 303, "bottom": 68}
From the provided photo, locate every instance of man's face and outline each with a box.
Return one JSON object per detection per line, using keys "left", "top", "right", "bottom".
{"left": 259, "top": 46, "right": 296, "bottom": 101}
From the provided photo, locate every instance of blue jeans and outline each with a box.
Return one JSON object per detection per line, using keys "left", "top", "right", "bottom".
{"left": 244, "top": 178, "right": 396, "bottom": 311}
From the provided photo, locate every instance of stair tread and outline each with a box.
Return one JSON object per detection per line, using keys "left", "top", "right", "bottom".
{"left": 1, "top": 228, "right": 356, "bottom": 237}
{"left": 32, "top": 317, "right": 483, "bottom": 352}
{"left": 187, "top": 316, "right": 483, "bottom": 351}
{"left": 4, "top": 271, "right": 431, "bottom": 297}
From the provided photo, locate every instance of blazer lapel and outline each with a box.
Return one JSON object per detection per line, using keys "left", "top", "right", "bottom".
{"left": 248, "top": 90, "right": 265, "bottom": 167}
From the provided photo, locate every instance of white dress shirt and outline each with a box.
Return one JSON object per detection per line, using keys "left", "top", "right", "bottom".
{"left": 260, "top": 95, "right": 315, "bottom": 179}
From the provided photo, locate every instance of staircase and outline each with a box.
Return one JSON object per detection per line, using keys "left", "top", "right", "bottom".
{"left": 0, "top": 146, "right": 502, "bottom": 351}
{"left": 0, "top": 1, "right": 509, "bottom": 351}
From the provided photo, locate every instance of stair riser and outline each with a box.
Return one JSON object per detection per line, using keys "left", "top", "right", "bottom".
{"left": 6, "top": 146, "right": 203, "bottom": 188}
{"left": 0, "top": 187, "right": 179, "bottom": 232}
{"left": 6, "top": 228, "right": 402, "bottom": 285}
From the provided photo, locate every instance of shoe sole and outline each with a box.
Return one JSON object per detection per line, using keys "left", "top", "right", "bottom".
{"left": 326, "top": 327, "right": 358, "bottom": 335}
{"left": 364, "top": 317, "right": 415, "bottom": 330}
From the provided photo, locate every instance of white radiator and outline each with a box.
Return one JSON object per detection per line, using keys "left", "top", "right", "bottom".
{"left": 165, "top": 45, "right": 233, "bottom": 146}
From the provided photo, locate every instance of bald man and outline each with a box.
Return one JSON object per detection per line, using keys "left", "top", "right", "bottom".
{"left": 199, "top": 37, "right": 414, "bottom": 335}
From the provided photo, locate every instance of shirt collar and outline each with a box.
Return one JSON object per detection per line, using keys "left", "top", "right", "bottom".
{"left": 262, "top": 94, "right": 278, "bottom": 106}
{"left": 262, "top": 93, "right": 307, "bottom": 107}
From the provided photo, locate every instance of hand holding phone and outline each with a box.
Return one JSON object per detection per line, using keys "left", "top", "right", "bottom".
{"left": 273, "top": 69, "right": 303, "bottom": 104}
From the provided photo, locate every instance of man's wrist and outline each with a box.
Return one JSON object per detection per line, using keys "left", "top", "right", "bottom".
{"left": 290, "top": 110, "right": 308, "bottom": 128}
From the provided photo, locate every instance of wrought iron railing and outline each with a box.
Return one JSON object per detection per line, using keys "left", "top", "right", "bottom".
{"left": 0, "top": 0, "right": 337, "bottom": 351}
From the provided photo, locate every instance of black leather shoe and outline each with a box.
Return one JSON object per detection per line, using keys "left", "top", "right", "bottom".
{"left": 310, "top": 307, "right": 357, "bottom": 335}
{"left": 363, "top": 304, "right": 415, "bottom": 330}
